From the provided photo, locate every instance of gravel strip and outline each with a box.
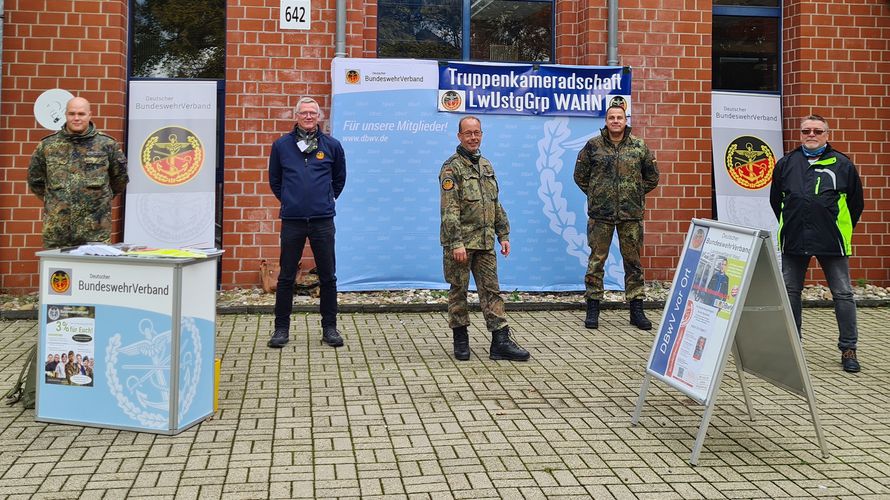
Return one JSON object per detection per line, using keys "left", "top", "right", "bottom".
{"left": 3, "top": 282, "right": 888, "bottom": 319}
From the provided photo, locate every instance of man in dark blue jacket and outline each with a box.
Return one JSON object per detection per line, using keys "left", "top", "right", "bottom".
{"left": 770, "top": 114, "right": 864, "bottom": 373}
{"left": 268, "top": 97, "right": 347, "bottom": 348}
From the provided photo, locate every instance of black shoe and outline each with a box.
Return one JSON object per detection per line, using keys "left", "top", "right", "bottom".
{"left": 584, "top": 299, "right": 600, "bottom": 329}
{"left": 268, "top": 328, "right": 289, "bottom": 348}
{"left": 842, "top": 349, "right": 860, "bottom": 373}
{"left": 453, "top": 326, "right": 470, "bottom": 361}
{"left": 629, "top": 299, "right": 652, "bottom": 330}
{"left": 489, "top": 326, "right": 530, "bottom": 361}
{"left": 322, "top": 326, "right": 344, "bottom": 347}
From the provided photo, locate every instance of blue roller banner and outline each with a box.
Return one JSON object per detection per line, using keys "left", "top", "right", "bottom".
{"left": 330, "top": 58, "right": 633, "bottom": 291}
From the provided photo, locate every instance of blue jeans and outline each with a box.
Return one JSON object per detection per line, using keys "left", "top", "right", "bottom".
{"left": 782, "top": 254, "right": 858, "bottom": 351}
{"left": 274, "top": 217, "right": 337, "bottom": 331}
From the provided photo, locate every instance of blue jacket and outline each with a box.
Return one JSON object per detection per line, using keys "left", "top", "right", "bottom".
{"left": 269, "top": 127, "right": 346, "bottom": 219}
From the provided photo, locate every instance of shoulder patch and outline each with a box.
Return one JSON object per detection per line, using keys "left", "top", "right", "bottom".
{"left": 441, "top": 177, "right": 455, "bottom": 191}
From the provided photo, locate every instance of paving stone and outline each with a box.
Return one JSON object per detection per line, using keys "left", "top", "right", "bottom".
{"left": 0, "top": 309, "right": 888, "bottom": 497}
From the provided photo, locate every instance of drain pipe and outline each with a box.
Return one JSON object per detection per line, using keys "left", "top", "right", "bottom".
{"left": 607, "top": 0, "right": 618, "bottom": 66}
{"left": 334, "top": 0, "right": 346, "bottom": 57}
{"left": 0, "top": 0, "right": 4, "bottom": 103}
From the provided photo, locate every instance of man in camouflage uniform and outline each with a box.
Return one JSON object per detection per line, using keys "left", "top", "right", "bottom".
{"left": 28, "top": 97, "right": 128, "bottom": 248}
{"left": 574, "top": 105, "right": 659, "bottom": 330}
{"left": 439, "top": 115, "right": 529, "bottom": 362}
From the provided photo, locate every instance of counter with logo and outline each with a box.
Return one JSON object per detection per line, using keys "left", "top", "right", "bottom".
{"left": 35, "top": 249, "right": 220, "bottom": 434}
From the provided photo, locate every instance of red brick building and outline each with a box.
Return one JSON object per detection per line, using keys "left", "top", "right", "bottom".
{"left": 1, "top": 0, "right": 888, "bottom": 293}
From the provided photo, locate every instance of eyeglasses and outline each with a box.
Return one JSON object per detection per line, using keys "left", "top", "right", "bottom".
{"left": 460, "top": 131, "right": 483, "bottom": 137}
{"left": 297, "top": 111, "right": 319, "bottom": 117}
{"left": 800, "top": 128, "right": 826, "bottom": 136}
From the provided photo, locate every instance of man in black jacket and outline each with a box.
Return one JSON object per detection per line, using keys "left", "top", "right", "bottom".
{"left": 770, "top": 114, "right": 864, "bottom": 373}
{"left": 267, "top": 97, "right": 347, "bottom": 349}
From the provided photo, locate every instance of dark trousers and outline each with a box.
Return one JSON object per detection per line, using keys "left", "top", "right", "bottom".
{"left": 782, "top": 254, "right": 858, "bottom": 351}
{"left": 274, "top": 217, "right": 337, "bottom": 330}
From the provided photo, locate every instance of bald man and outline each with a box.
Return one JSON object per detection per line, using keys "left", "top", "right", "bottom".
{"left": 28, "top": 97, "right": 128, "bottom": 247}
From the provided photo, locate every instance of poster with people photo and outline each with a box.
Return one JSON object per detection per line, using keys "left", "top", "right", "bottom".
{"left": 44, "top": 305, "right": 96, "bottom": 387}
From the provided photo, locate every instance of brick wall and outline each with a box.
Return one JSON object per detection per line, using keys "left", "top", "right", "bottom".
{"left": 0, "top": 0, "right": 128, "bottom": 293}
{"left": 222, "top": 0, "right": 366, "bottom": 289}
{"left": 1, "top": 0, "right": 888, "bottom": 294}
{"left": 783, "top": 0, "right": 890, "bottom": 285}
{"left": 562, "top": 0, "right": 715, "bottom": 282}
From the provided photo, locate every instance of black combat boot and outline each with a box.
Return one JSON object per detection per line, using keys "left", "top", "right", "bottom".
{"left": 629, "top": 299, "right": 652, "bottom": 330}
{"left": 489, "top": 326, "right": 530, "bottom": 361}
{"left": 584, "top": 299, "right": 600, "bottom": 329}
{"left": 452, "top": 326, "right": 470, "bottom": 361}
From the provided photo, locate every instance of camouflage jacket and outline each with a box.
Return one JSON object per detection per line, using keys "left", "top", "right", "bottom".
{"left": 28, "top": 123, "right": 129, "bottom": 248}
{"left": 439, "top": 148, "right": 509, "bottom": 251}
{"left": 573, "top": 126, "right": 659, "bottom": 222}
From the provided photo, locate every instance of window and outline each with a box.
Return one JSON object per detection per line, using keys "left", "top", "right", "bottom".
{"left": 714, "top": 0, "right": 777, "bottom": 5}
{"left": 377, "top": 0, "right": 462, "bottom": 59}
{"left": 471, "top": 1, "right": 552, "bottom": 62}
{"left": 130, "top": 0, "right": 226, "bottom": 79}
{"left": 378, "top": 0, "right": 553, "bottom": 62}
{"left": 712, "top": 3, "right": 780, "bottom": 92}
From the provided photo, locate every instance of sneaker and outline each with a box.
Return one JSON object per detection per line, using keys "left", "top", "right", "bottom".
{"left": 322, "top": 326, "right": 344, "bottom": 347}
{"left": 842, "top": 349, "right": 860, "bottom": 373}
{"left": 268, "top": 328, "right": 289, "bottom": 348}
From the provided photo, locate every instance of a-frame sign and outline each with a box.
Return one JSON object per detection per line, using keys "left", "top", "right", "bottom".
{"left": 632, "top": 218, "right": 829, "bottom": 465}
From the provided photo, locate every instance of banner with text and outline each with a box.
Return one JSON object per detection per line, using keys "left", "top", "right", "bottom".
{"left": 331, "top": 58, "right": 635, "bottom": 291}
{"left": 711, "top": 92, "right": 782, "bottom": 239}
{"left": 438, "top": 62, "right": 631, "bottom": 117}
{"left": 647, "top": 221, "right": 756, "bottom": 402}
{"left": 125, "top": 81, "right": 217, "bottom": 248}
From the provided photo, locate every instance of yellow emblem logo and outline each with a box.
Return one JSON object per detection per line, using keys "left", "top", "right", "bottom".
{"left": 316, "top": 151, "right": 325, "bottom": 160}
{"left": 442, "top": 178, "right": 454, "bottom": 191}
{"left": 725, "top": 136, "right": 774, "bottom": 190}
{"left": 441, "top": 91, "right": 462, "bottom": 111}
{"left": 141, "top": 126, "right": 204, "bottom": 186}
{"left": 50, "top": 270, "right": 70, "bottom": 294}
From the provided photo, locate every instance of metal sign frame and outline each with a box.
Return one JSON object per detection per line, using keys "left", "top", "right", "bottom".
{"left": 631, "top": 218, "right": 828, "bottom": 465}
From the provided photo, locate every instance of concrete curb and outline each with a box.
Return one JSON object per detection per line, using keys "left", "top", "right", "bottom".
{"left": 7, "top": 298, "right": 888, "bottom": 320}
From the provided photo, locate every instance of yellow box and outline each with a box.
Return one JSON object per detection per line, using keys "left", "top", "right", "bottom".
{"left": 213, "top": 357, "right": 221, "bottom": 413}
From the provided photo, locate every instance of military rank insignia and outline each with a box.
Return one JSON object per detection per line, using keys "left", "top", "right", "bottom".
{"left": 141, "top": 126, "right": 204, "bottom": 186}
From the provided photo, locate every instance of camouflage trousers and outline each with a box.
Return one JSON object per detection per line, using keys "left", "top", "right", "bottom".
{"left": 585, "top": 219, "right": 645, "bottom": 301}
{"left": 443, "top": 248, "right": 508, "bottom": 332}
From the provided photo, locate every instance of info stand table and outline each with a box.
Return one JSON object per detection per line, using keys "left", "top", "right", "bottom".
{"left": 35, "top": 249, "right": 220, "bottom": 435}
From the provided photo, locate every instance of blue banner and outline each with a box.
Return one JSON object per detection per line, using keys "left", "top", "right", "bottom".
{"left": 648, "top": 239, "right": 703, "bottom": 377}
{"left": 330, "top": 58, "right": 633, "bottom": 291}
{"left": 438, "top": 62, "right": 631, "bottom": 117}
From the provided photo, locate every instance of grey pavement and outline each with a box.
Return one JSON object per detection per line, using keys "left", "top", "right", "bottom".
{"left": 1, "top": 307, "right": 889, "bottom": 499}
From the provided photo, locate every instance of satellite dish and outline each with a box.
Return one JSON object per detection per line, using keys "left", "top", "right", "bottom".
{"left": 34, "top": 89, "right": 75, "bottom": 131}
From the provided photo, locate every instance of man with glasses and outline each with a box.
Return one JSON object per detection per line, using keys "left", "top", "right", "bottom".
{"left": 267, "top": 97, "right": 347, "bottom": 349}
{"left": 770, "top": 114, "right": 864, "bottom": 373}
{"left": 439, "top": 116, "right": 529, "bottom": 362}
{"left": 573, "top": 104, "right": 660, "bottom": 331}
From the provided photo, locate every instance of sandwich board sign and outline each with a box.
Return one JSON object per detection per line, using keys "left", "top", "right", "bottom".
{"left": 631, "top": 218, "right": 828, "bottom": 465}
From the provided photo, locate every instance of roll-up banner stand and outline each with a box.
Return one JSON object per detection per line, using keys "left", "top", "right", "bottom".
{"left": 125, "top": 81, "right": 217, "bottom": 248}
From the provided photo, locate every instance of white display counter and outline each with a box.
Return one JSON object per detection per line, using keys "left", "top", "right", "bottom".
{"left": 35, "top": 249, "right": 220, "bottom": 435}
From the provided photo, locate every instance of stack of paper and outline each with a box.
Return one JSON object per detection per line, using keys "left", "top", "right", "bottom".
{"left": 68, "top": 244, "right": 126, "bottom": 256}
